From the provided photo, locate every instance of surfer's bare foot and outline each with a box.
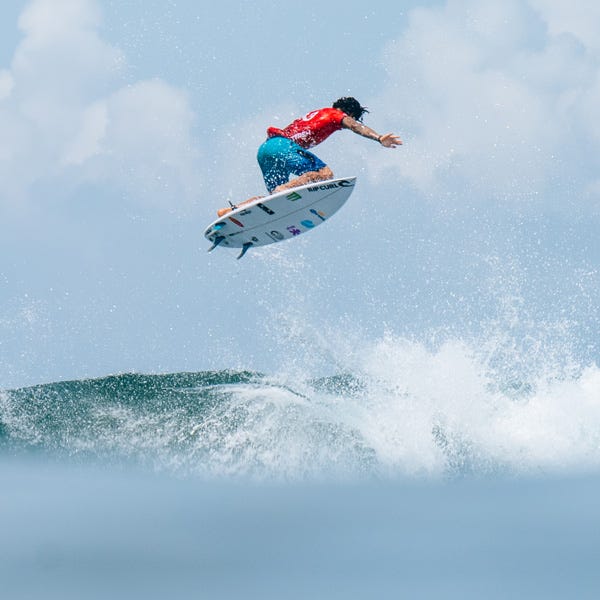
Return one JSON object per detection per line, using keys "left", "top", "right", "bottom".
{"left": 216, "top": 196, "right": 264, "bottom": 217}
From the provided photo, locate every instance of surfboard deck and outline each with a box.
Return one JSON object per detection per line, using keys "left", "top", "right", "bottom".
{"left": 204, "top": 177, "right": 356, "bottom": 258}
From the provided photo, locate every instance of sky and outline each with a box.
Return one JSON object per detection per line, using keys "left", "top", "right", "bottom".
{"left": 1, "top": 0, "right": 600, "bottom": 388}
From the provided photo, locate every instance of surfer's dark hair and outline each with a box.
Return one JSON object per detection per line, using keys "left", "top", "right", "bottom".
{"left": 333, "top": 97, "right": 369, "bottom": 122}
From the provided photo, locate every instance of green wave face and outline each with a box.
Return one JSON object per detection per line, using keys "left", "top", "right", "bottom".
{"left": 0, "top": 371, "right": 376, "bottom": 480}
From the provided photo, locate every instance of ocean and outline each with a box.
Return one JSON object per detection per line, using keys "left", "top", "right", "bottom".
{"left": 2, "top": 350, "right": 600, "bottom": 599}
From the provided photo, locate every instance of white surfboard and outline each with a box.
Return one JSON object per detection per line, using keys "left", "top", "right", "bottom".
{"left": 204, "top": 177, "right": 357, "bottom": 258}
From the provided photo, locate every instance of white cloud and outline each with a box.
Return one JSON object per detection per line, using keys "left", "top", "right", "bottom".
{"left": 83, "top": 80, "right": 200, "bottom": 205}
{"left": 531, "top": 0, "right": 600, "bottom": 53}
{"left": 0, "top": 70, "right": 14, "bottom": 100}
{"left": 61, "top": 101, "right": 108, "bottom": 166}
{"left": 18, "top": 0, "right": 102, "bottom": 40}
{"left": 0, "top": 0, "right": 201, "bottom": 211}
{"left": 371, "top": 0, "right": 600, "bottom": 206}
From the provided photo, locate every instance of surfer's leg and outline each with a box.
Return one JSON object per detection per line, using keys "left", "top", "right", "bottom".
{"left": 257, "top": 137, "right": 293, "bottom": 193}
{"left": 256, "top": 137, "right": 332, "bottom": 194}
{"left": 271, "top": 166, "right": 333, "bottom": 193}
{"left": 271, "top": 146, "right": 332, "bottom": 193}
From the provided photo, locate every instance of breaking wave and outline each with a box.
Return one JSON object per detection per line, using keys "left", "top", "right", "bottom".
{"left": 2, "top": 333, "right": 599, "bottom": 481}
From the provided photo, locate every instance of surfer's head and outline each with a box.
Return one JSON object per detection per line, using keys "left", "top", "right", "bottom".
{"left": 333, "top": 97, "right": 369, "bottom": 122}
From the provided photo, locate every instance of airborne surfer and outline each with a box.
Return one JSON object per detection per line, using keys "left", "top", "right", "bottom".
{"left": 217, "top": 97, "right": 401, "bottom": 216}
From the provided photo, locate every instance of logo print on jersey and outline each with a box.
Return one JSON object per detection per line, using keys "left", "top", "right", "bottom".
{"left": 286, "top": 191, "right": 302, "bottom": 201}
{"left": 287, "top": 225, "right": 301, "bottom": 236}
{"left": 300, "top": 220, "right": 315, "bottom": 229}
{"left": 269, "top": 230, "right": 284, "bottom": 241}
{"left": 301, "top": 110, "right": 320, "bottom": 122}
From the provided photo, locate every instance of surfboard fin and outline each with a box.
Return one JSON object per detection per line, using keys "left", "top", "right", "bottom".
{"left": 237, "top": 242, "right": 253, "bottom": 260}
{"left": 207, "top": 235, "right": 226, "bottom": 252}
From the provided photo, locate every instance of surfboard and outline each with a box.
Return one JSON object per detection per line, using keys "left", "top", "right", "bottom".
{"left": 204, "top": 177, "right": 357, "bottom": 258}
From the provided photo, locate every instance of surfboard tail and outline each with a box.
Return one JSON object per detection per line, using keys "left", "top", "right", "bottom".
{"left": 207, "top": 235, "right": 226, "bottom": 252}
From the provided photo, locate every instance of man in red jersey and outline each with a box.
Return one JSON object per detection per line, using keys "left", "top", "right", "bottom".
{"left": 217, "top": 97, "right": 401, "bottom": 216}
{"left": 258, "top": 97, "right": 401, "bottom": 193}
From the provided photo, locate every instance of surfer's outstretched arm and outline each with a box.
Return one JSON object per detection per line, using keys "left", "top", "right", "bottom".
{"left": 341, "top": 116, "right": 402, "bottom": 148}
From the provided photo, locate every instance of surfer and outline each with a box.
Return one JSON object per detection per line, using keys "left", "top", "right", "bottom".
{"left": 258, "top": 97, "right": 401, "bottom": 193}
{"left": 217, "top": 97, "right": 401, "bottom": 216}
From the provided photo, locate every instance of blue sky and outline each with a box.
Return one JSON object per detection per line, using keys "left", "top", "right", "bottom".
{"left": 1, "top": 0, "right": 599, "bottom": 388}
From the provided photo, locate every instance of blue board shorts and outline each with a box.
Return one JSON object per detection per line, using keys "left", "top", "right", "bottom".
{"left": 257, "top": 136, "right": 327, "bottom": 193}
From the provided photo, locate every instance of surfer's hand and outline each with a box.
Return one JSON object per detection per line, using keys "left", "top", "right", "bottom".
{"left": 379, "top": 133, "right": 402, "bottom": 148}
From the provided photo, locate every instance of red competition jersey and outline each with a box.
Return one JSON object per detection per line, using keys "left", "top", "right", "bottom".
{"left": 266, "top": 107, "right": 347, "bottom": 148}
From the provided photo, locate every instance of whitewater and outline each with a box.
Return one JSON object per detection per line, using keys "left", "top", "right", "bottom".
{"left": 2, "top": 333, "right": 600, "bottom": 480}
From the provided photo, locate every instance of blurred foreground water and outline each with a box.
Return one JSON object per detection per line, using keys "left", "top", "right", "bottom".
{"left": 1, "top": 458, "right": 599, "bottom": 600}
